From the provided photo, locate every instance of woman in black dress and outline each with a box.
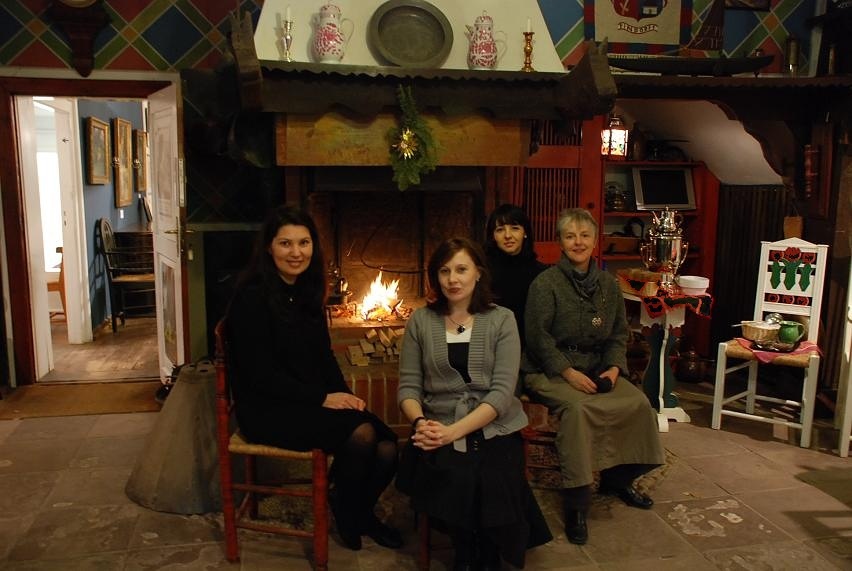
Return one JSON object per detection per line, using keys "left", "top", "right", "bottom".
{"left": 226, "top": 205, "right": 401, "bottom": 551}
{"left": 485, "top": 204, "right": 548, "bottom": 345}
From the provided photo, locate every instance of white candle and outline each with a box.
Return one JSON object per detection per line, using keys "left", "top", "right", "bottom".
{"left": 286, "top": 5, "right": 292, "bottom": 22}
{"left": 526, "top": 18, "right": 531, "bottom": 33}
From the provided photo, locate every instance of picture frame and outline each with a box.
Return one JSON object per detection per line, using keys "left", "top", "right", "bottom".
{"left": 725, "top": 0, "right": 771, "bottom": 10}
{"left": 585, "top": 0, "right": 693, "bottom": 55}
{"left": 112, "top": 117, "right": 133, "bottom": 207}
{"left": 86, "top": 117, "right": 110, "bottom": 185}
{"left": 133, "top": 129, "right": 148, "bottom": 193}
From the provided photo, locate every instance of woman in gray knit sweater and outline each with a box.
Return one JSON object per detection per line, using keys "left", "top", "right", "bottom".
{"left": 522, "top": 209, "right": 665, "bottom": 545}
{"left": 398, "top": 237, "right": 550, "bottom": 571}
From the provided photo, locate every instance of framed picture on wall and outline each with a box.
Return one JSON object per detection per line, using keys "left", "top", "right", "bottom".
{"left": 585, "top": 0, "right": 693, "bottom": 55}
{"left": 113, "top": 117, "right": 133, "bottom": 207}
{"left": 133, "top": 129, "right": 148, "bottom": 193}
{"left": 86, "top": 117, "right": 110, "bottom": 185}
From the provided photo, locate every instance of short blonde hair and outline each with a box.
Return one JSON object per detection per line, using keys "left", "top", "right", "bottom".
{"left": 556, "top": 208, "right": 598, "bottom": 238}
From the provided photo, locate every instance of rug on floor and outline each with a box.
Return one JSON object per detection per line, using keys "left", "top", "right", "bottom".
{"left": 254, "top": 449, "right": 675, "bottom": 533}
{"left": 0, "top": 380, "right": 162, "bottom": 419}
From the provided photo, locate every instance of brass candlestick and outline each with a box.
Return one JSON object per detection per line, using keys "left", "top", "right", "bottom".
{"left": 521, "top": 31, "right": 535, "bottom": 72}
{"left": 283, "top": 19, "right": 293, "bottom": 62}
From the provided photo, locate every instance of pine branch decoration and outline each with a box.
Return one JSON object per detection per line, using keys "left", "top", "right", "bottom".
{"left": 387, "top": 85, "right": 438, "bottom": 191}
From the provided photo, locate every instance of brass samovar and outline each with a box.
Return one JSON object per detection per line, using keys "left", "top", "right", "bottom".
{"left": 640, "top": 208, "right": 689, "bottom": 293}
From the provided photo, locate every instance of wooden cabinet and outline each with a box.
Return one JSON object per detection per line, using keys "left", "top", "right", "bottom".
{"left": 599, "top": 160, "right": 720, "bottom": 356}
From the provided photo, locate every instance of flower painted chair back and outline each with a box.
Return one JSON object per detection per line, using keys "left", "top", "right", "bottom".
{"left": 312, "top": 3, "right": 353, "bottom": 63}
{"left": 465, "top": 11, "right": 506, "bottom": 70}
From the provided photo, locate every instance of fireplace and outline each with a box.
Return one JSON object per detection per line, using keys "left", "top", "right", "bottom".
{"left": 307, "top": 166, "right": 485, "bottom": 306}
{"left": 215, "top": 15, "right": 616, "bottom": 435}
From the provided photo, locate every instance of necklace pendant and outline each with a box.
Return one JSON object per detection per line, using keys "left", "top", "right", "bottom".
{"left": 591, "top": 316, "right": 602, "bottom": 327}
{"left": 457, "top": 325, "right": 465, "bottom": 334}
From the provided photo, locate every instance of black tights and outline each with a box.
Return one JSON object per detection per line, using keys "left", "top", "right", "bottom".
{"left": 331, "top": 422, "right": 398, "bottom": 529}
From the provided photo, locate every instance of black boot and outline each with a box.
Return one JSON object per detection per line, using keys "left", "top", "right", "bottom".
{"left": 329, "top": 489, "right": 362, "bottom": 550}
{"left": 564, "top": 509, "right": 588, "bottom": 545}
{"left": 450, "top": 528, "right": 476, "bottom": 571}
{"left": 562, "top": 486, "right": 591, "bottom": 545}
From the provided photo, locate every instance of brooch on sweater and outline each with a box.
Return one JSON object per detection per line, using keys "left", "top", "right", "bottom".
{"left": 592, "top": 316, "right": 603, "bottom": 327}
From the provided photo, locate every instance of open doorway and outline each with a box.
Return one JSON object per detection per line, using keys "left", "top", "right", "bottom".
{"left": 17, "top": 95, "right": 159, "bottom": 383}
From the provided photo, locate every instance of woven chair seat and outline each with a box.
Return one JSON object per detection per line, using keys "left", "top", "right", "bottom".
{"left": 229, "top": 432, "right": 317, "bottom": 460}
{"left": 113, "top": 272, "right": 156, "bottom": 284}
{"left": 722, "top": 339, "right": 817, "bottom": 368}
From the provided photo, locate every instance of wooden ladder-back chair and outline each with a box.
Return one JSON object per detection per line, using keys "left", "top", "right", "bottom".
{"left": 712, "top": 237, "right": 829, "bottom": 448}
{"left": 214, "top": 320, "right": 330, "bottom": 569}
{"left": 97, "top": 218, "right": 156, "bottom": 333}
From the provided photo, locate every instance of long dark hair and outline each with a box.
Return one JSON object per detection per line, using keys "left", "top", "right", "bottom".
{"left": 485, "top": 203, "right": 537, "bottom": 260}
{"left": 426, "top": 237, "right": 493, "bottom": 314}
{"left": 237, "top": 205, "right": 327, "bottom": 312}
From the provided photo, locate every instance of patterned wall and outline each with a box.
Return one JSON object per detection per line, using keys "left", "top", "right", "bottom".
{"left": 0, "top": 0, "right": 817, "bottom": 75}
{"left": 0, "top": 0, "right": 262, "bottom": 71}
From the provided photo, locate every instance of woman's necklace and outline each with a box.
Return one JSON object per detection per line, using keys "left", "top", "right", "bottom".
{"left": 447, "top": 314, "right": 473, "bottom": 334}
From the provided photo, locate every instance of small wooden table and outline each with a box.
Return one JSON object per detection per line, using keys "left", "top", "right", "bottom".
{"left": 622, "top": 288, "right": 713, "bottom": 432}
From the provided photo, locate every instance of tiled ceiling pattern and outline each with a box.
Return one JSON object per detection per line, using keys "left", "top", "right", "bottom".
{"left": 0, "top": 1, "right": 815, "bottom": 75}
{"left": 0, "top": 0, "right": 262, "bottom": 71}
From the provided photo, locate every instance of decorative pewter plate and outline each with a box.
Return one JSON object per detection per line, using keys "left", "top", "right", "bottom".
{"left": 368, "top": 0, "right": 453, "bottom": 68}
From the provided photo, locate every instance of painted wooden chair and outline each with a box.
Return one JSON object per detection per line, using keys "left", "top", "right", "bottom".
{"left": 712, "top": 237, "right": 829, "bottom": 448}
{"left": 214, "top": 320, "right": 330, "bottom": 570}
{"left": 97, "top": 218, "right": 155, "bottom": 332}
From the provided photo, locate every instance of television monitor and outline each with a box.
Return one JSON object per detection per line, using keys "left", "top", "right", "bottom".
{"left": 632, "top": 166, "right": 696, "bottom": 211}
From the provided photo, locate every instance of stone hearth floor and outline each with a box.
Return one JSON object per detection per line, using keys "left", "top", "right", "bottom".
{"left": 0, "top": 383, "right": 850, "bottom": 570}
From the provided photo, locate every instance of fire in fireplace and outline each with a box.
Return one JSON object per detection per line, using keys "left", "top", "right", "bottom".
{"left": 360, "top": 271, "right": 408, "bottom": 321}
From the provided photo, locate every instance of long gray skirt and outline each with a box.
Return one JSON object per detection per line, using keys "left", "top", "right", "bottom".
{"left": 523, "top": 373, "right": 665, "bottom": 488}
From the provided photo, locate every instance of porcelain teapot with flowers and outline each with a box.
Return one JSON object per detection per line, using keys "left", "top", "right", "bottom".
{"left": 465, "top": 11, "right": 506, "bottom": 70}
{"left": 312, "top": 2, "right": 353, "bottom": 63}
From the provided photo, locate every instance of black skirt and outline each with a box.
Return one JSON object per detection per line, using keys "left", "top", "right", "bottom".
{"left": 238, "top": 405, "right": 396, "bottom": 453}
{"left": 405, "top": 431, "right": 552, "bottom": 568}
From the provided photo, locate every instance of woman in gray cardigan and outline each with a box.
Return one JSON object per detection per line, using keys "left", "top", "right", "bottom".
{"left": 522, "top": 208, "right": 665, "bottom": 545}
{"left": 398, "top": 237, "right": 550, "bottom": 571}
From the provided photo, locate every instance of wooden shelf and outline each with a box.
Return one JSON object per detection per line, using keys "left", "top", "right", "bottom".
{"left": 602, "top": 252, "right": 701, "bottom": 262}
{"left": 603, "top": 210, "right": 698, "bottom": 217}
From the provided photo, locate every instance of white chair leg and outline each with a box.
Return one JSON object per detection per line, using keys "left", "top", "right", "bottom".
{"left": 839, "top": 350, "right": 852, "bottom": 457}
{"left": 799, "top": 354, "right": 820, "bottom": 449}
{"left": 745, "top": 361, "right": 758, "bottom": 414}
{"left": 840, "top": 394, "right": 852, "bottom": 457}
{"left": 712, "top": 342, "right": 727, "bottom": 430}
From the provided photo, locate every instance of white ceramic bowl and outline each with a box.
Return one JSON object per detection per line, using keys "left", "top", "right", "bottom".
{"left": 678, "top": 275, "right": 709, "bottom": 296}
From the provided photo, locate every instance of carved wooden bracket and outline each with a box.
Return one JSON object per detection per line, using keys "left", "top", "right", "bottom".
{"left": 48, "top": 1, "right": 110, "bottom": 78}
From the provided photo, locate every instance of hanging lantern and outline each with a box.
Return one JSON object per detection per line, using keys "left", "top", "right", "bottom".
{"left": 601, "top": 115, "right": 629, "bottom": 160}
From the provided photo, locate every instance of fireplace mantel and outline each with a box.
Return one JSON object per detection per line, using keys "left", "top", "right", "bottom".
{"left": 229, "top": 12, "right": 616, "bottom": 122}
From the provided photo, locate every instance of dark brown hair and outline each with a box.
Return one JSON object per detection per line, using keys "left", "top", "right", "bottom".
{"left": 426, "top": 237, "right": 493, "bottom": 314}
{"left": 485, "top": 203, "right": 537, "bottom": 260}
{"left": 238, "top": 204, "right": 327, "bottom": 311}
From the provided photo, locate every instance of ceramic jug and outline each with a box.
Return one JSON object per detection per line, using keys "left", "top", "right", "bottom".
{"left": 465, "top": 11, "right": 506, "bottom": 70}
{"left": 778, "top": 320, "right": 805, "bottom": 343}
{"left": 312, "top": 3, "right": 353, "bottom": 63}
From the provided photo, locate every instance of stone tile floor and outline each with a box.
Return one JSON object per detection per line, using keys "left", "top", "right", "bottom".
{"left": 0, "top": 384, "right": 850, "bottom": 570}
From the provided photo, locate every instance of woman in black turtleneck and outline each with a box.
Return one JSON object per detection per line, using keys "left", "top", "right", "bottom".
{"left": 484, "top": 204, "right": 547, "bottom": 346}
{"left": 225, "top": 205, "right": 401, "bottom": 552}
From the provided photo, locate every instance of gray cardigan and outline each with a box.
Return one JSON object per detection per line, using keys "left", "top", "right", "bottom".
{"left": 398, "top": 305, "right": 527, "bottom": 452}
{"left": 522, "top": 258, "right": 629, "bottom": 379}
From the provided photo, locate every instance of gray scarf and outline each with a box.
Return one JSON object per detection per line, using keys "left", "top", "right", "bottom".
{"left": 557, "top": 256, "right": 600, "bottom": 300}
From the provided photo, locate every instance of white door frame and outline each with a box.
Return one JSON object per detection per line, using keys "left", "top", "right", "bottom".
{"left": 0, "top": 68, "right": 182, "bottom": 385}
